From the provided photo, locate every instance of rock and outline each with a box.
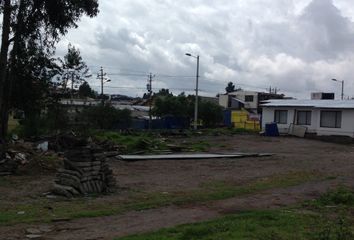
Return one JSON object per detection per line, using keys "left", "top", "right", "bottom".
{"left": 39, "top": 225, "right": 53, "bottom": 233}
{"left": 25, "top": 234, "right": 42, "bottom": 239}
{"left": 26, "top": 228, "right": 41, "bottom": 234}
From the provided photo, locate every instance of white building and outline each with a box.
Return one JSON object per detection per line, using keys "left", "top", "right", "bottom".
{"left": 219, "top": 90, "right": 285, "bottom": 113}
{"left": 219, "top": 91, "right": 259, "bottom": 111}
{"left": 261, "top": 99, "right": 354, "bottom": 138}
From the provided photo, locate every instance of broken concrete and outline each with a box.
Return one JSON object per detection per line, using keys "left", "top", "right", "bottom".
{"left": 53, "top": 143, "right": 116, "bottom": 197}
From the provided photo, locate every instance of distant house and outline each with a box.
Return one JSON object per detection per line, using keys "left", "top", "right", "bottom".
{"left": 219, "top": 90, "right": 285, "bottom": 113}
{"left": 261, "top": 99, "right": 354, "bottom": 138}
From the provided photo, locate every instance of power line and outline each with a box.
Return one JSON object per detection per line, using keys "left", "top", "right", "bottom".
{"left": 89, "top": 85, "right": 209, "bottom": 92}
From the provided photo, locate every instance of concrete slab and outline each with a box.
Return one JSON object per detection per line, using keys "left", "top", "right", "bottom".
{"left": 117, "top": 153, "right": 272, "bottom": 161}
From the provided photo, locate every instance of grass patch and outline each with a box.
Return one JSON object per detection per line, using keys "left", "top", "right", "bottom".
{"left": 115, "top": 210, "right": 318, "bottom": 240}
{"left": 318, "top": 187, "right": 354, "bottom": 206}
{"left": 185, "top": 141, "right": 211, "bottom": 152}
{"left": 116, "top": 208, "right": 354, "bottom": 240}
{"left": 116, "top": 188, "right": 354, "bottom": 240}
{"left": 93, "top": 131, "right": 168, "bottom": 153}
{"left": 0, "top": 177, "right": 13, "bottom": 187}
{"left": 0, "top": 171, "right": 323, "bottom": 226}
{"left": 304, "top": 186, "right": 354, "bottom": 210}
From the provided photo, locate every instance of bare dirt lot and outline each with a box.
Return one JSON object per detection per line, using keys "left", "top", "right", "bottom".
{"left": 1, "top": 134, "right": 354, "bottom": 239}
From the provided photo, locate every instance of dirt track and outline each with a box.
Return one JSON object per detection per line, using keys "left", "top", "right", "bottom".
{"left": 1, "top": 135, "right": 354, "bottom": 239}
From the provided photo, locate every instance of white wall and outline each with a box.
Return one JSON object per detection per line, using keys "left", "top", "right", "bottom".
{"left": 234, "top": 91, "right": 258, "bottom": 110}
{"left": 219, "top": 95, "right": 228, "bottom": 108}
{"left": 262, "top": 107, "right": 354, "bottom": 137}
{"left": 315, "top": 109, "right": 354, "bottom": 137}
{"left": 262, "top": 107, "right": 297, "bottom": 133}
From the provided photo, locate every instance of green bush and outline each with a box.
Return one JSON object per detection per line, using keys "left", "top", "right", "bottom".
{"left": 80, "top": 103, "right": 132, "bottom": 130}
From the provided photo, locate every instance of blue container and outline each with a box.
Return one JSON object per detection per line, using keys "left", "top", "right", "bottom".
{"left": 223, "top": 110, "right": 232, "bottom": 127}
{"left": 265, "top": 123, "right": 279, "bottom": 136}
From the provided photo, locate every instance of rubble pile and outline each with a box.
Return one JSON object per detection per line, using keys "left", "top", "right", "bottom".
{"left": 53, "top": 144, "right": 116, "bottom": 197}
{"left": 0, "top": 150, "right": 28, "bottom": 176}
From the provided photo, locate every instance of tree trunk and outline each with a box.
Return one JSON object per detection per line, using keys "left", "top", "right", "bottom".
{"left": 0, "top": 0, "right": 12, "bottom": 142}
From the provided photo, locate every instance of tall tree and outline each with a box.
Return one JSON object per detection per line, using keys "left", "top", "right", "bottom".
{"left": 59, "top": 44, "right": 91, "bottom": 95}
{"left": 0, "top": 0, "right": 99, "bottom": 139}
{"left": 225, "top": 82, "right": 236, "bottom": 93}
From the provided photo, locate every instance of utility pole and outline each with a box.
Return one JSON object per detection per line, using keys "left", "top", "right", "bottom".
{"left": 185, "top": 53, "right": 200, "bottom": 130}
{"left": 97, "top": 67, "right": 110, "bottom": 103}
{"left": 147, "top": 73, "right": 154, "bottom": 130}
{"left": 194, "top": 55, "right": 200, "bottom": 130}
{"left": 71, "top": 71, "right": 74, "bottom": 102}
{"left": 100, "top": 66, "right": 104, "bottom": 96}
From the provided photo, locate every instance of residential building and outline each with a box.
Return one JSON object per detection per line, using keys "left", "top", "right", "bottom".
{"left": 261, "top": 99, "right": 354, "bottom": 137}
{"left": 219, "top": 90, "right": 285, "bottom": 113}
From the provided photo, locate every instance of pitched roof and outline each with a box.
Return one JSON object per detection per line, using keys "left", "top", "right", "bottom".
{"left": 261, "top": 99, "right": 354, "bottom": 109}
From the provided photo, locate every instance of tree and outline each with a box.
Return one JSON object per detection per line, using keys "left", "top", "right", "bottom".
{"left": 152, "top": 94, "right": 223, "bottom": 128}
{"left": 155, "top": 88, "right": 173, "bottom": 97}
{"left": 225, "top": 82, "right": 236, "bottom": 93}
{"left": 81, "top": 104, "right": 132, "bottom": 130}
{"left": 152, "top": 94, "right": 192, "bottom": 118}
{"left": 198, "top": 101, "right": 223, "bottom": 127}
{"left": 59, "top": 44, "right": 91, "bottom": 95}
{"left": 78, "top": 81, "right": 96, "bottom": 98}
{"left": 0, "top": 0, "right": 99, "bottom": 139}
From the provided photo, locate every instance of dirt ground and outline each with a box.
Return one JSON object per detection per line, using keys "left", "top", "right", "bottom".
{"left": 1, "top": 134, "right": 354, "bottom": 240}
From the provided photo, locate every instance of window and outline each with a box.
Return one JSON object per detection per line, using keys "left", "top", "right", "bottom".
{"left": 297, "top": 111, "right": 312, "bottom": 125}
{"left": 245, "top": 95, "right": 254, "bottom": 102}
{"left": 274, "top": 110, "right": 288, "bottom": 124}
{"left": 320, "top": 111, "right": 342, "bottom": 128}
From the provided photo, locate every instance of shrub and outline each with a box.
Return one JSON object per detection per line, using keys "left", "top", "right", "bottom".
{"left": 80, "top": 103, "right": 132, "bottom": 130}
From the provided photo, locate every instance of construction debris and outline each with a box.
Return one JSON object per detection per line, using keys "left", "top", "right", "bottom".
{"left": 0, "top": 150, "right": 29, "bottom": 176}
{"left": 117, "top": 153, "right": 272, "bottom": 161}
{"left": 53, "top": 142, "right": 116, "bottom": 198}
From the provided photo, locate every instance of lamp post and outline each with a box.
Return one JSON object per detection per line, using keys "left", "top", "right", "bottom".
{"left": 332, "top": 78, "right": 344, "bottom": 100}
{"left": 185, "top": 53, "right": 200, "bottom": 130}
{"left": 101, "top": 79, "right": 111, "bottom": 96}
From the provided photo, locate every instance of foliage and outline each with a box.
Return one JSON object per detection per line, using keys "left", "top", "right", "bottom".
{"left": 93, "top": 131, "right": 168, "bottom": 154}
{"left": 57, "top": 44, "right": 91, "bottom": 93}
{"left": 78, "top": 81, "right": 96, "bottom": 98}
{"left": 80, "top": 104, "right": 132, "bottom": 130}
{"left": 152, "top": 94, "right": 222, "bottom": 127}
{"left": 198, "top": 100, "right": 223, "bottom": 127}
{"left": 44, "top": 100, "right": 70, "bottom": 132}
{"left": 225, "top": 81, "right": 236, "bottom": 93}
{"left": 0, "top": 0, "right": 99, "bottom": 138}
{"left": 154, "top": 88, "right": 173, "bottom": 97}
{"left": 152, "top": 94, "right": 193, "bottom": 118}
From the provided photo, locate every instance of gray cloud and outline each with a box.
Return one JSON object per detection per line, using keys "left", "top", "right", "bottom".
{"left": 58, "top": 0, "right": 354, "bottom": 99}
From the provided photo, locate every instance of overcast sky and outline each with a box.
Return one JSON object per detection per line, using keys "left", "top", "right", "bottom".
{"left": 57, "top": 0, "right": 354, "bottom": 99}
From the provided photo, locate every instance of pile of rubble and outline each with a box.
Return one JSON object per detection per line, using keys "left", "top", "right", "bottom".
{"left": 0, "top": 149, "right": 28, "bottom": 176}
{"left": 53, "top": 142, "right": 116, "bottom": 198}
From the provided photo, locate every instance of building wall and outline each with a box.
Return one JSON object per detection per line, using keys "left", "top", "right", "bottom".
{"left": 232, "top": 91, "right": 259, "bottom": 110}
{"left": 315, "top": 109, "right": 354, "bottom": 137}
{"left": 219, "top": 95, "right": 229, "bottom": 108}
{"left": 262, "top": 107, "right": 354, "bottom": 137}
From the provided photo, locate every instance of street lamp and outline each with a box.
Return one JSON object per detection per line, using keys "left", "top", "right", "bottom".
{"left": 332, "top": 78, "right": 344, "bottom": 100}
{"left": 185, "top": 53, "right": 200, "bottom": 130}
{"left": 101, "top": 79, "right": 111, "bottom": 96}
